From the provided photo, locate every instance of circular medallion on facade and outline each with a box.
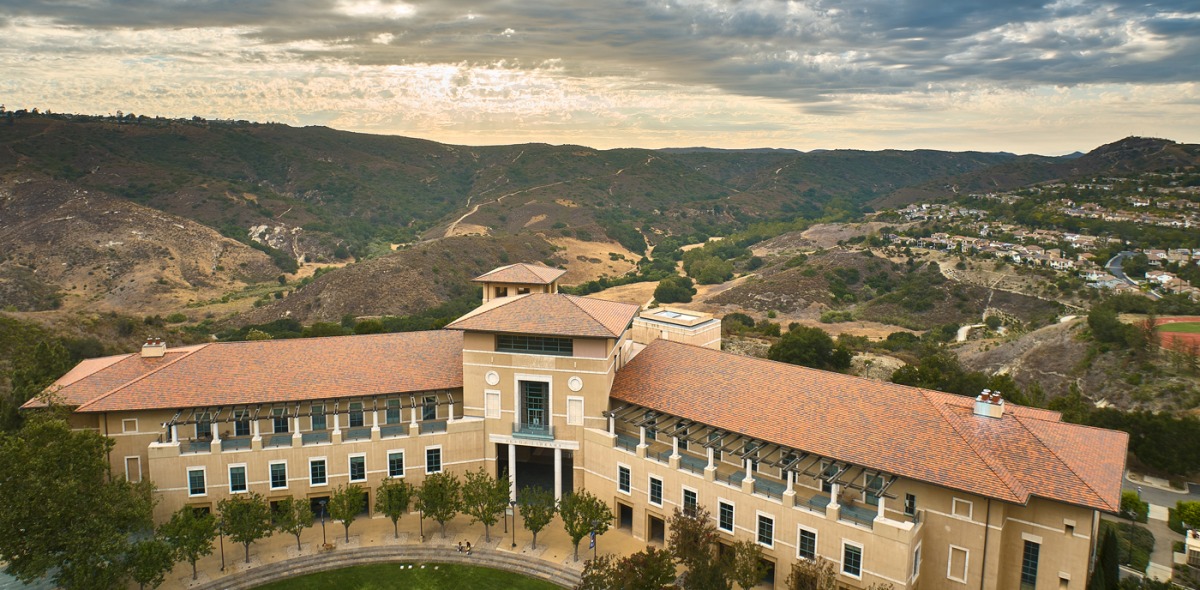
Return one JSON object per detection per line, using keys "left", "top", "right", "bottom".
{"left": 485, "top": 371, "right": 500, "bottom": 386}
{"left": 567, "top": 376, "right": 584, "bottom": 392}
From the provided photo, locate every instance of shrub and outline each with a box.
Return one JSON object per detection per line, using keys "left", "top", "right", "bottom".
{"left": 654, "top": 276, "right": 696, "bottom": 304}
{"left": 1121, "top": 491, "right": 1150, "bottom": 523}
{"left": 165, "top": 313, "right": 188, "bottom": 324}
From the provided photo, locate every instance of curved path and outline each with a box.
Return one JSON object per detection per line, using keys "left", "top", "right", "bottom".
{"left": 192, "top": 545, "right": 581, "bottom": 590}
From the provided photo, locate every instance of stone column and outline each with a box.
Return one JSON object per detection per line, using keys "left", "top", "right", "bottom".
{"left": 170, "top": 424, "right": 179, "bottom": 443}
{"left": 876, "top": 496, "right": 886, "bottom": 521}
{"left": 292, "top": 415, "right": 302, "bottom": 447}
{"left": 553, "top": 448, "right": 563, "bottom": 501}
{"left": 637, "top": 425, "right": 647, "bottom": 458}
{"left": 608, "top": 414, "right": 615, "bottom": 434}
{"left": 741, "top": 458, "right": 756, "bottom": 494}
{"left": 371, "top": 409, "right": 381, "bottom": 441}
{"left": 783, "top": 470, "right": 796, "bottom": 506}
{"left": 250, "top": 420, "right": 262, "bottom": 451}
{"left": 332, "top": 412, "right": 343, "bottom": 444}
{"left": 669, "top": 437, "right": 680, "bottom": 469}
{"left": 508, "top": 444, "right": 518, "bottom": 501}
{"left": 705, "top": 447, "right": 716, "bottom": 482}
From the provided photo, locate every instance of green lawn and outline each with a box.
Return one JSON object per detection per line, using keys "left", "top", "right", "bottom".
{"left": 1158, "top": 322, "right": 1200, "bottom": 333}
{"left": 251, "top": 563, "right": 562, "bottom": 590}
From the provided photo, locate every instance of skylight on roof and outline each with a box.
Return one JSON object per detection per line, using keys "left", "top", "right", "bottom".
{"left": 654, "top": 310, "right": 698, "bottom": 321}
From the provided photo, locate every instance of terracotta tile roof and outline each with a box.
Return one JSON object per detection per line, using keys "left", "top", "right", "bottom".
{"left": 610, "top": 340, "right": 1127, "bottom": 513}
{"left": 43, "top": 331, "right": 463, "bottom": 413}
{"left": 446, "top": 293, "right": 639, "bottom": 338}
{"left": 473, "top": 263, "right": 566, "bottom": 285}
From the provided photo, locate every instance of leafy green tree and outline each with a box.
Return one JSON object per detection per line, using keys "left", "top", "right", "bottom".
{"left": 1098, "top": 527, "right": 1119, "bottom": 590}
{"left": 274, "top": 496, "right": 314, "bottom": 550}
{"left": 577, "top": 546, "right": 677, "bottom": 590}
{"left": 1, "top": 339, "right": 71, "bottom": 432}
{"left": 560, "top": 489, "right": 614, "bottom": 562}
{"left": 128, "top": 536, "right": 177, "bottom": 590}
{"left": 0, "top": 412, "right": 155, "bottom": 589}
{"left": 784, "top": 555, "right": 837, "bottom": 590}
{"left": 461, "top": 467, "right": 510, "bottom": 542}
{"left": 328, "top": 484, "right": 366, "bottom": 542}
{"left": 1177, "top": 501, "right": 1200, "bottom": 529}
{"left": 375, "top": 477, "right": 416, "bottom": 539}
{"left": 654, "top": 276, "right": 696, "bottom": 304}
{"left": 668, "top": 506, "right": 719, "bottom": 571}
{"left": 518, "top": 485, "right": 558, "bottom": 549}
{"left": 161, "top": 505, "right": 217, "bottom": 580}
{"left": 218, "top": 492, "right": 274, "bottom": 563}
{"left": 727, "top": 540, "right": 766, "bottom": 590}
{"left": 417, "top": 471, "right": 461, "bottom": 538}
{"left": 767, "top": 325, "right": 853, "bottom": 372}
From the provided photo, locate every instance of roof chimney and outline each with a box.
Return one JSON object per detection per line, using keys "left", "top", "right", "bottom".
{"left": 141, "top": 337, "right": 167, "bottom": 358}
{"left": 973, "top": 389, "right": 1004, "bottom": 419}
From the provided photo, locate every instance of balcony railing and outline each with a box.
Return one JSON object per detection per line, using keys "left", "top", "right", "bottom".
{"left": 302, "top": 431, "right": 331, "bottom": 445}
{"left": 182, "top": 440, "right": 211, "bottom": 454}
{"left": 615, "top": 433, "right": 638, "bottom": 452}
{"left": 420, "top": 420, "right": 448, "bottom": 434}
{"left": 649, "top": 449, "right": 672, "bottom": 464}
{"left": 839, "top": 503, "right": 876, "bottom": 529}
{"left": 753, "top": 478, "right": 786, "bottom": 500}
{"left": 345, "top": 427, "right": 372, "bottom": 441}
{"left": 719, "top": 470, "right": 746, "bottom": 488}
{"left": 801, "top": 493, "right": 831, "bottom": 513}
{"left": 265, "top": 434, "right": 292, "bottom": 448}
{"left": 679, "top": 454, "right": 708, "bottom": 475}
{"left": 512, "top": 421, "right": 553, "bottom": 440}
{"left": 380, "top": 424, "right": 407, "bottom": 438}
{"left": 220, "top": 437, "right": 252, "bottom": 452}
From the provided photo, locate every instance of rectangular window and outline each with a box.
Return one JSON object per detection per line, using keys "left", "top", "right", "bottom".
{"left": 566, "top": 397, "right": 584, "bottom": 426}
{"left": 426, "top": 447, "right": 442, "bottom": 473}
{"left": 349, "top": 455, "right": 366, "bottom": 482}
{"left": 272, "top": 408, "right": 288, "bottom": 434}
{"left": 912, "top": 544, "right": 922, "bottom": 582}
{"left": 387, "top": 451, "right": 405, "bottom": 478}
{"left": 496, "top": 334, "right": 573, "bottom": 356}
{"left": 125, "top": 456, "right": 141, "bottom": 483}
{"left": 187, "top": 468, "right": 206, "bottom": 496}
{"left": 952, "top": 498, "right": 973, "bottom": 520}
{"left": 756, "top": 514, "right": 774, "bottom": 547}
{"left": 618, "top": 466, "right": 631, "bottom": 494}
{"left": 348, "top": 402, "right": 364, "bottom": 428}
{"left": 385, "top": 399, "right": 401, "bottom": 424}
{"left": 122, "top": 418, "right": 138, "bottom": 433}
{"left": 820, "top": 462, "right": 839, "bottom": 493}
{"left": 797, "top": 528, "right": 817, "bottom": 560}
{"left": 233, "top": 410, "right": 251, "bottom": 437}
{"left": 865, "top": 474, "right": 884, "bottom": 506}
{"left": 196, "top": 413, "right": 212, "bottom": 439}
{"left": 843, "top": 542, "right": 863, "bottom": 578}
{"left": 904, "top": 493, "right": 917, "bottom": 516}
{"left": 495, "top": 286, "right": 508, "bottom": 298}
{"left": 269, "top": 462, "right": 287, "bottom": 490}
{"left": 948, "top": 546, "right": 969, "bottom": 583}
{"left": 517, "top": 287, "right": 530, "bottom": 295}
{"left": 683, "top": 489, "right": 698, "bottom": 516}
{"left": 229, "top": 465, "right": 247, "bottom": 493}
{"left": 1021, "top": 541, "right": 1040, "bottom": 589}
{"left": 708, "top": 432, "right": 722, "bottom": 463}
{"left": 649, "top": 477, "right": 663, "bottom": 506}
{"left": 422, "top": 396, "right": 437, "bottom": 421}
{"left": 718, "top": 501, "right": 734, "bottom": 532}
{"left": 485, "top": 391, "right": 501, "bottom": 419}
{"left": 678, "top": 437, "right": 688, "bottom": 452}
{"left": 311, "top": 405, "right": 326, "bottom": 431}
{"left": 310, "top": 458, "right": 327, "bottom": 486}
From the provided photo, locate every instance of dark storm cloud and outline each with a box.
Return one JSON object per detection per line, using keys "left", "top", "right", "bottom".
{"left": 6, "top": 0, "right": 1199, "bottom": 107}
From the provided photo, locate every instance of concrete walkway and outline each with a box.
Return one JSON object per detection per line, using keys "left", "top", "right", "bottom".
{"left": 161, "top": 510, "right": 651, "bottom": 590}
{"left": 1145, "top": 504, "right": 1186, "bottom": 583}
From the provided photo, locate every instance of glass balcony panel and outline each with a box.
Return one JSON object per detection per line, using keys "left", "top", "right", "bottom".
{"left": 345, "top": 427, "right": 372, "bottom": 441}
{"left": 615, "top": 432, "right": 638, "bottom": 452}
{"left": 839, "top": 503, "right": 876, "bottom": 529}
{"left": 302, "top": 431, "right": 331, "bottom": 445}
{"left": 379, "top": 424, "right": 407, "bottom": 438}
{"left": 183, "top": 440, "right": 211, "bottom": 454}
{"left": 679, "top": 453, "right": 708, "bottom": 474}
{"left": 220, "top": 437, "right": 251, "bottom": 452}
{"left": 265, "top": 434, "right": 292, "bottom": 448}
{"left": 753, "top": 477, "right": 786, "bottom": 499}
{"left": 512, "top": 422, "right": 553, "bottom": 440}
{"left": 420, "top": 420, "right": 448, "bottom": 434}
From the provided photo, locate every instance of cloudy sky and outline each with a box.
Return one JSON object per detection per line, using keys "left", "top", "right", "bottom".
{"left": 2, "top": 0, "right": 1198, "bottom": 153}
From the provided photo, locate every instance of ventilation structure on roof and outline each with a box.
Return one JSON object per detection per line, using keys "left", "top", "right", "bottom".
{"left": 973, "top": 389, "right": 1004, "bottom": 419}
{"left": 141, "top": 337, "right": 167, "bottom": 358}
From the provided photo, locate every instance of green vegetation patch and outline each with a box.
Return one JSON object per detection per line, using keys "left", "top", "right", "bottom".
{"left": 250, "top": 562, "right": 563, "bottom": 590}
{"left": 1159, "top": 322, "right": 1200, "bottom": 334}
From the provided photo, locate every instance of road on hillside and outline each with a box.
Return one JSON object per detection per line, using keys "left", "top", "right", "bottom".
{"left": 1106, "top": 251, "right": 1161, "bottom": 300}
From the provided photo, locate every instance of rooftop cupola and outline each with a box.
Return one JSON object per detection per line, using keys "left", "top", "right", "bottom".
{"left": 473, "top": 263, "right": 567, "bottom": 302}
{"left": 973, "top": 389, "right": 1005, "bottom": 419}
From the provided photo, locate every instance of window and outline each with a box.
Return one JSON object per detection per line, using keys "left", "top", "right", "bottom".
{"left": 387, "top": 451, "right": 405, "bottom": 478}
{"left": 310, "top": 458, "right": 327, "bottom": 486}
{"left": 904, "top": 493, "right": 917, "bottom": 517}
{"left": 233, "top": 410, "right": 250, "bottom": 436}
{"left": 125, "top": 456, "right": 141, "bottom": 483}
{"left": 385, "top": 399, "right": 401, "bottom": 424}
{"left": 516, "top": 287, "right": 530, "bottom": 295}
{"left": 678, "top": 437, "right": 688, "bottom": 452}
{"left": 566, "top": 397, "right": 584, "bottom": 426}
{"left": 348, "top": 402, "right": 364, "bottom": 428}
{"left": 496, "top": 335, "right": 573, "bottom": 356}
{"left": 349, "top": 454, "right": 366, "bottom": 482}
{"left": 426, "top": 447, "right": 442, "bottom": 474}
{"left": 649, "top": 477, "right": 663, "bottom": 506}
{"left": 683, "top": 489, "right": 698, "bottom": 516}
{"left": 618, "top": 466, "right": 631, "bottom": 494}
{"left": 122, "top": 418, "right": 138, "bottom": 433}
{"left": 229, "top": 465, "right": 247, "bottom": 493}
{"left": 269, "top": 462, "right": 287, "bottom": 490}
{"left": 952, "top": 497, "right": 973, "bottom": 520}
{"left": 864, "top": 474, "right": 884, "bottom": 506}
{"left": 708, "top": 432, "right": 723, "bottom": 462}
{"left": 196, "top": 413, "right": 212, "bottom": 439}
{"left": 842, "top": 542, "right": 863, "bottom": 579}
{"left": 1020, "top": 541, "right": 1040, "bottom": 589}
{"left": 756, "top": 514, "right": 774, "bottom": 547}
{"left": 495, "top": 286, "right": 508, "bottom": 298}
{"left": 311, "top": 404, "right": 326, "bottom": 431}
{"left": 718, "top": 501, "right": 734, "bottom": 532}
{"left": 912, "top": 543, "right": 922, "bottom": 582}
{"left": 485, "top": 391, "right": 501, "bottom": 419}
{"left": 272, "top": 408, "right": 288, "bottom": 434}
{"left": 820, "top": 462, "right": 839, "bottom": 493}
{"left": 797, "top": 528, "right": 817, "bottom": 560}
{"left": 187, "top": 468, "right": 206, "bottom": 497}
{"left": 422, "top": 396, "right": 437, "bottom": 421}
{"left": 947, "top": 546, "right": 969, "bottom": 583}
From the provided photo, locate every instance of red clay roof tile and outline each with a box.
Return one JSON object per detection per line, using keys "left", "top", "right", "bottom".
{"left": 473, "top": 263, "right": 566, "bottom": 285}
{"left": 446, "top": 293, "right": 638, "bottom": 338}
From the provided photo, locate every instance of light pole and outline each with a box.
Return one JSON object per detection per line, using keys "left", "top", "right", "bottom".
{"left": 419, "top": 505, "right": 424, "bottom": 542}
{"left": 218, "top": 518, "right": 225, "bottom": 572}
{"left": 590, "top": 519, "right": 598, "bottom": 561}
{"left": 510, "top": 500, "right": 518, "bottom": 549}
{"left": 319, "top": 500, "right": 327, "bottom": 547}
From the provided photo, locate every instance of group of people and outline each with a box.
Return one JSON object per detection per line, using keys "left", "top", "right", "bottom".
{"left": 455, "top": 541, "right": 473, "bottom": 555}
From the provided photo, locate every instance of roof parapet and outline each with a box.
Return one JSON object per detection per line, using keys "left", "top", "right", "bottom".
{"left": 973, "top": 389, "right": 1005, "bottom": 419}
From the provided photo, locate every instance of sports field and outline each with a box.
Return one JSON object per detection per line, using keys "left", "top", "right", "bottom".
{"left": 1157, "top": 322, "right": 1200, "bottom": 333}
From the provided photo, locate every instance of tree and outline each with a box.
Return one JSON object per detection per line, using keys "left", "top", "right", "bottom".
{"left": 0, "top": 412, "right": 156, "bottom": 589}
{"left": 328, "top": 484, "right": 366, "bottom": 542}
{"left": 417, "top": 471, "right": 461, "bottom": 538}
{"left": 727, "top": 540, "right": 766, "bottom": 590}
{"left": 128, "top": 536, "right": 176, "bottom": 590}
{"left": 1097, "top": 527, "right": 1120, "bottom": 590}
{"left": 218, "top": 492, "right": 273, "bottom": 563}
{"left": 767, "top": 325, "right": 853, "bottom": 372}
{"left": 1178, "top": 500, "right": 1200, "bottom": 529}
{"left": 273, "top": 496, "right": 314, "bottom": 550}
{"left": 784, "top": 556, "right": 837, "bottom": 590}
{"left": 1, "top": 339, "right": 71, "bottom": 432}
{"left": 668, "top": 506, "right": 719, "bottom": 571}
{"left": 577, "top": 546, "right": 678, "bottom": 590}
{"left": 375, "top": 477, "right": 416, "bottom": 539}
{"left": 654, "top": 276, "right": 696, "bottom": 304}
{"left": 518, "top": 485, "right": 558, "bottom": 549}
{"left": 461, "top": 467, "right": 510, "bottom": 542}
{"left": 560, "top": 489, "right": 614, "bottom": 561}
{"left": 161, "top": 505, "right": 217, "bottom": 580}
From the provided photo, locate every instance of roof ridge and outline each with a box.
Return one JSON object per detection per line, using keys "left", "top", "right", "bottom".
{"left": 76, "top": 345, "right": 209, "bottom": 412}
{"left": 564, "top": 294, "right": 636, "bottom": 338}
{"left": 1014, "top": 415, "right": 1116, "bottom": 512}
{"left": 922, "top": 391, "right": 1028, "bottom": 503}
